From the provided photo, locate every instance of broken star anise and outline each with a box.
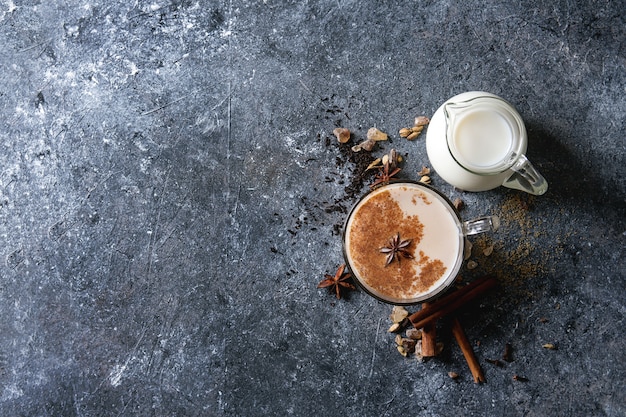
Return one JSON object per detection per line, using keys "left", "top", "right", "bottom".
{"left": 317, "top": 264, "right": 356, "bottom": 299}
{"left": 380, "top": 233, "right": 413, "bottom": 266}
{"left": 370, "top": 149, "right": 401, "bottom": 189}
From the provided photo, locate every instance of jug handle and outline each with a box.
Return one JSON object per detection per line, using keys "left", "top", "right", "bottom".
{"left": 502, "top": 154, "right": 548, "bottom": 195}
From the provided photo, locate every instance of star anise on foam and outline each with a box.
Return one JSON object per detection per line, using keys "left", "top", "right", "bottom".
{"left": 380, "top": 233, "right": 413, "bottom": 266}
{"left": 317, "top": 264, "right": 355, "bottom": 299}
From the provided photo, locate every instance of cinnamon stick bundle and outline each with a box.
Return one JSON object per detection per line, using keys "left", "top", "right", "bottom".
{"left": 408, "top": 276, "right": 497, "bottom": 330}
{"left": 395, "top": 276, "right": 496, "bottom": 381}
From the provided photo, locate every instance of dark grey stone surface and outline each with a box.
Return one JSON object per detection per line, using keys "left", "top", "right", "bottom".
{"left": 0, "top": 1, "right": 624, "bottom": 416}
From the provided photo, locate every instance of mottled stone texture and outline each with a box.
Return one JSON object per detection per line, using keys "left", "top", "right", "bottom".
{"left": 0, "top": 1, "right": 624, "bottom": 416}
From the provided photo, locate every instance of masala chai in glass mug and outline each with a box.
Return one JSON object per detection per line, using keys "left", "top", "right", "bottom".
{"left": 343, "top": 181, "right": 499, "bottom": 305}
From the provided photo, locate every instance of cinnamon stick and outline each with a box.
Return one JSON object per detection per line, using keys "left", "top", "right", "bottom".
{"left": 408, "top": 276, "right": 497, "bottom": 330}
{"left": 420, "top": 302, "right": 437, "bottom": 357}
{"left": 451, "top": 317, "right": 485, "bottom": 383}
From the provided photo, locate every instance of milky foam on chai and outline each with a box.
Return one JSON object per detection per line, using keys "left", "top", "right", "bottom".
{"left": 344, "top": 182, "right": 463, "bottom": 304}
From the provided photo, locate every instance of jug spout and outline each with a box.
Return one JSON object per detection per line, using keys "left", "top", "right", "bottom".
{"left": 443, "top": 99, "right": 475, "bottom": 133}
{"left": 444, "top": 94, "right": 494, "bottom": 119}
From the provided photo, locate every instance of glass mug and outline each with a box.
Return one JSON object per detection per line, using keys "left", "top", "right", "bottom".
{"left": 342, "top": 181, "right": 499, "bottom": 305}
{"left": 426, "top": 91, "right": 548, "bottom": 195}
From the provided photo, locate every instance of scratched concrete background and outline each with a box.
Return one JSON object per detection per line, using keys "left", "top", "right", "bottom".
{"left": 0, "top": 1, "right": 624, "bottom": 416}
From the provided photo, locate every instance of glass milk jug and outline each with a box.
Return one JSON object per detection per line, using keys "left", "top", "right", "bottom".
{"left": 426, "top": 91, "right": 548, "bottom": 195}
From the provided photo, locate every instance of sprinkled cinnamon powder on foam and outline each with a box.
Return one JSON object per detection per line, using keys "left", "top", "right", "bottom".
{"left": 411, "top": 193, "right": 432, "bottom": 206}
{"left": 348, "top": 189, "right": 446, "bottom": 300}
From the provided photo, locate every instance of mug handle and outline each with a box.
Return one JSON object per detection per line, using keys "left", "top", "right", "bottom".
{"left": 463, "top": 216, "right": 500, "bottom": 236}
{"left": 502, "top": 154, "right": 548, "bottom": 195}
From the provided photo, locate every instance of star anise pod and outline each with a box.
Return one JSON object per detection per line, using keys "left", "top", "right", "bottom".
{"left": 380, "top": 233, "right": 413, "bottom": 266}
{"left": 370, "top": 149, "right": 401, "bottom": 189}
{"left": 317, "top": 264, "right": 355, "bottom": 299}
